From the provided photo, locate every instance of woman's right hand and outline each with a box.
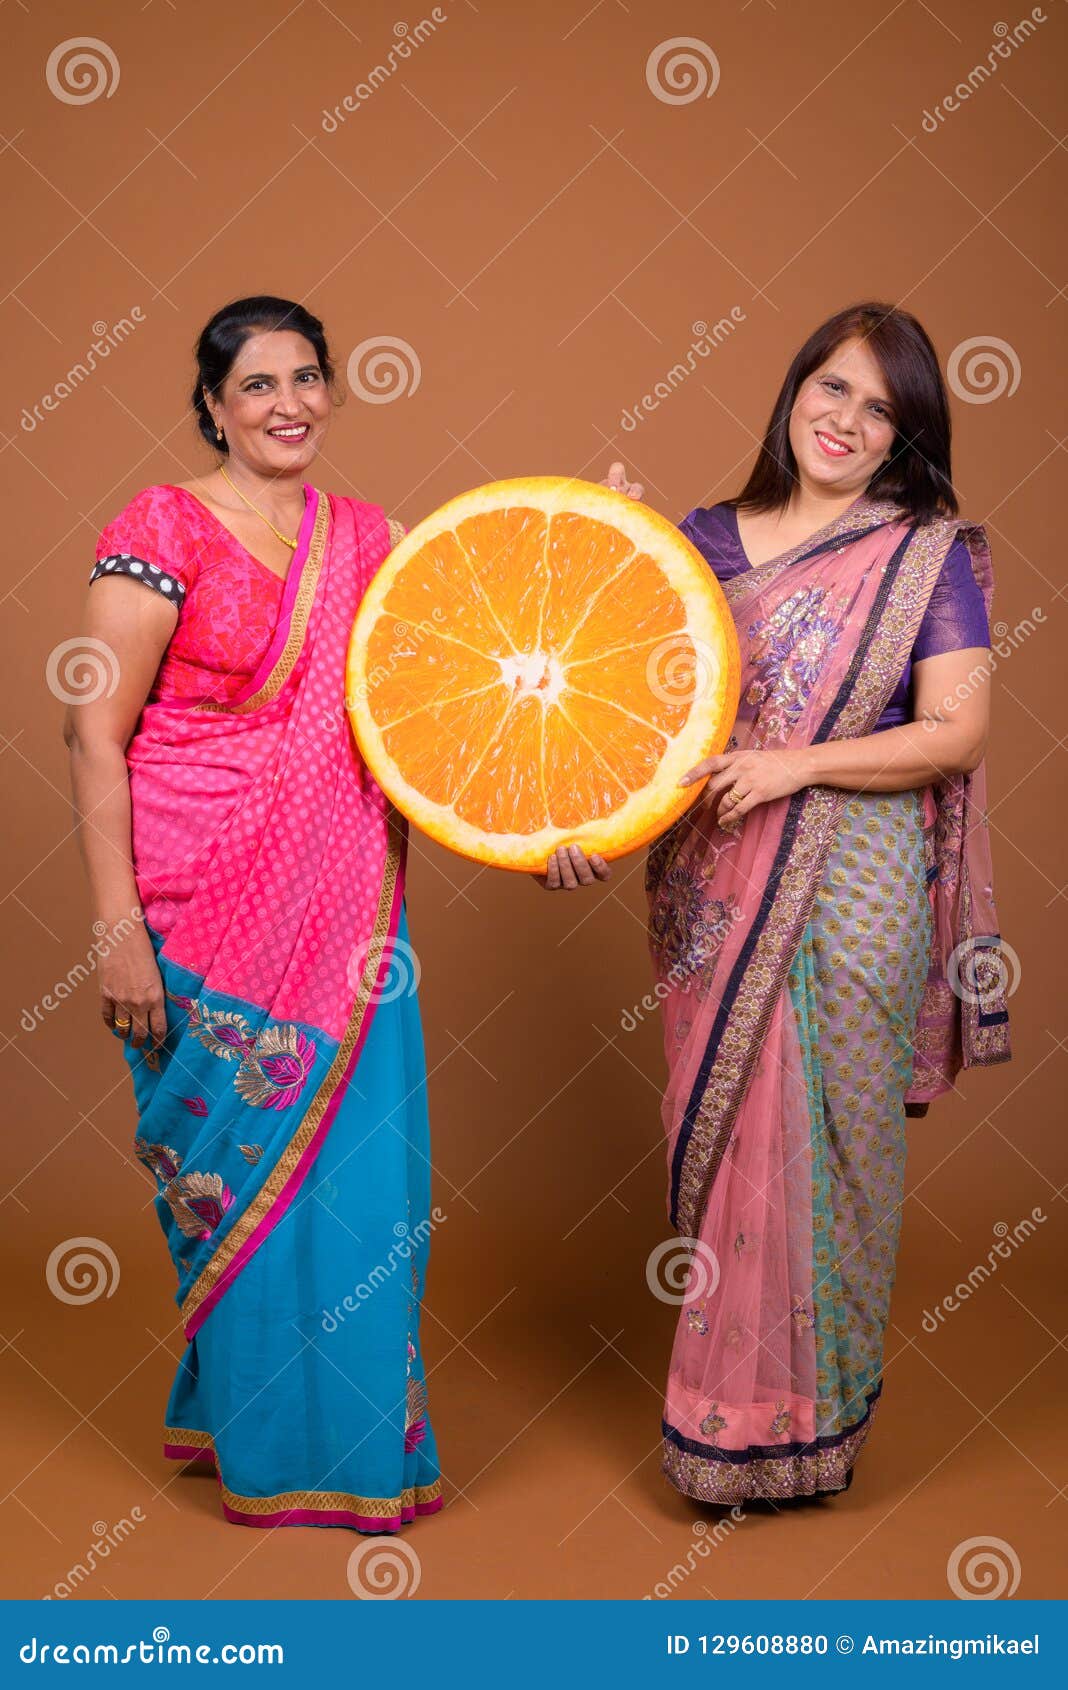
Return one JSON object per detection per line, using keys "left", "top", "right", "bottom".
{"left": 532, "top": 844, "right": 613, "bottom": 890}
{"left": 98, "top": 921, "right": 167, "bottom": 1048}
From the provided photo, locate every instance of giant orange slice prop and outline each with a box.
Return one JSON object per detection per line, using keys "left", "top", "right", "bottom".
{"left": 346, "top": 477, "right": 740, "bottom": 869}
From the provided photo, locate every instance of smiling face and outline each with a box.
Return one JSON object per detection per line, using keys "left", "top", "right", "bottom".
{"left": 205, "top": 328, "right": 332, "bottom": 475}
{"left": 788, "top": 334, "right": 897, "bottom": 498}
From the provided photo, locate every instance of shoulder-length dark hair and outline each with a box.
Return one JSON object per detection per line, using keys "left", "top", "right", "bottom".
{"left": 732, "top": 302, "right": 958, "bottom": 522}
{"left": 190, "top": 295, "right": 339, "bottom": 453}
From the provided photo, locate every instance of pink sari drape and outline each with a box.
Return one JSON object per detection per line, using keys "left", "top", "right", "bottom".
{"left": 125, "top": 488, "right": 407, "bottom": 1338}
{"left": 647, "top": 496, "right": 1011, "bottom": 1497}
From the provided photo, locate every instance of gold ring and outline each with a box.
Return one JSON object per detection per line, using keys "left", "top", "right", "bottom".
{"left": 114, "top": 1012, "right": 131, "bottom": 1030}
{"left": 728, "top": 785, "right": 746, "bottom": 803}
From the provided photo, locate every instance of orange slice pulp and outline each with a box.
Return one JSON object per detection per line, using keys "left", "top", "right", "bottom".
{"left": 346, "top": 477, "right": 740, "bottom": 870}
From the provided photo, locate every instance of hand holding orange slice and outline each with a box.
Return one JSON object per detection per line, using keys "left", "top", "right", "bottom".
{"left": 346, "top": 477, "right": 740, "bottom": 870}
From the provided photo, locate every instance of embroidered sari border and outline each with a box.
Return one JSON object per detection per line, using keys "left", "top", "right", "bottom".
{"left": 179, "top": 806, "right": 407, "bottom": 1337}
{"left": 663, "top": 1381, "right": 881, "bottom": 1464}
{"left": 662, "top": 1387, "right": 880, "bottom": 1504}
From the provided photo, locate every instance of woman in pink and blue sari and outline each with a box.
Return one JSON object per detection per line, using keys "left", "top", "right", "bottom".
{"left": 65, "top": 296, "right": 441, "bottom": 1533}
{"left": 591, "top": 302, "right": 1012, "bottom": 1505}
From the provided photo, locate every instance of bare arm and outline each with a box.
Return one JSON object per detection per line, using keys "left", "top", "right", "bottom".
{"left": 64, "top": 580, "right": 177, "bottom": 1046}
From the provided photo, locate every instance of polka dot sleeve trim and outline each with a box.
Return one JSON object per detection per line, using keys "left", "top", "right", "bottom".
{"left": 91, "top": 484, "right": 196, "bottom": 607}
{"left": 89, "top": 553, "right": 186, "bottom": 603}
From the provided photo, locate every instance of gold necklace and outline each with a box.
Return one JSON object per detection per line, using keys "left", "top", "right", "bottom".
{"left": 219, "top": 465, "right": 299, "bottom": 550}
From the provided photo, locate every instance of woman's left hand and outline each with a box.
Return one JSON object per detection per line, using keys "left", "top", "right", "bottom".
{"left": 680, "top": 747, "right": 807, "bottom": 828}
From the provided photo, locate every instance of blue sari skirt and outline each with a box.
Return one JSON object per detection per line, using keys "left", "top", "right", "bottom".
{"left": 126, "top": 900, "right": 443, "bottom": 1532}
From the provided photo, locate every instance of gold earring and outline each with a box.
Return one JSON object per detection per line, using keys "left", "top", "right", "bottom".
{"left": 215, "top": 422, "right": 223, "bottom": 441}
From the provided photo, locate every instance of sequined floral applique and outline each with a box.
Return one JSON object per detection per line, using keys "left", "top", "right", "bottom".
{"left": 700, "top": 1403, "right": 728, "bottom": 1439}
{"left": 648, "top": 851, "right": 739, "bottom": 990}
{"left": 238, "top": 1143, "right": 264, "bottom": 1165}
{"left": 746, "top": 586, "right": 846, "bottom": 746}
{"left": 686, "top": 1305, "right": 709, "bottom": 1336}
{"left": 791, "top": 1298, "right": 815, "bottom": 1333}
{"left": 769, "top": 1400, "right": 792, "bottom": 1439}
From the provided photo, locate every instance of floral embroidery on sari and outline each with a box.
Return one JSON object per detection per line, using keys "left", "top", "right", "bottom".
{"left": 166, "top": 990, "right": 317, "bottom": 1110}
{"left": 650, "top": 869, "right": 739, "bottom": 988}
{"left": 234, "top": 1025, "right": 318, "bottom": 1110}
{"left": 135, "top": 1138, "right": 182, "bottom": 1183}
{"left": 699, "top": 1404, "right": 727, "bottom": 1438}
{"left": 164, "top": 1170, "right": 235, "bottom": 1240}
{"left": 648, "top": 840, "right": 740, "bottom": 990}
{"left": 769, "top": 1401, "right": 792, "bottom": 1439}
{"left": 746, "top": 586, "right": 848, "bottom": 746}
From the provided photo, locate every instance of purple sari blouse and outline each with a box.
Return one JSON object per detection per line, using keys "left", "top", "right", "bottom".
{"left": 679, "top": 502, "right": 990, "bottom": 731}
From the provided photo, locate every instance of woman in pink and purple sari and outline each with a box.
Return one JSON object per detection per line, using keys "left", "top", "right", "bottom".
{"left": 591, "top": 302, "right": 1012, "bottom": 1505}
{"left": 65, "top": 296, "right": 441, "bottom": 1533}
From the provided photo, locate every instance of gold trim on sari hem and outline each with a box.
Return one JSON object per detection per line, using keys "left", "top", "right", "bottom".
{"left": 178, "top": 805, "right": 405, "bottom": 1329}
{"left": 164, "top": 1427, "right": 441, "bottom": 1515}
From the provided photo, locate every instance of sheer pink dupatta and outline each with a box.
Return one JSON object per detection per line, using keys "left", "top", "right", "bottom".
{"left": 647, "top": 499, "right": 1011, "bottom": 1458}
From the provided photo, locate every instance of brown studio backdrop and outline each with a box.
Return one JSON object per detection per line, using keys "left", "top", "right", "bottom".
{"left": 2, "top": 0, "right": 1064, "bottom": 1600}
